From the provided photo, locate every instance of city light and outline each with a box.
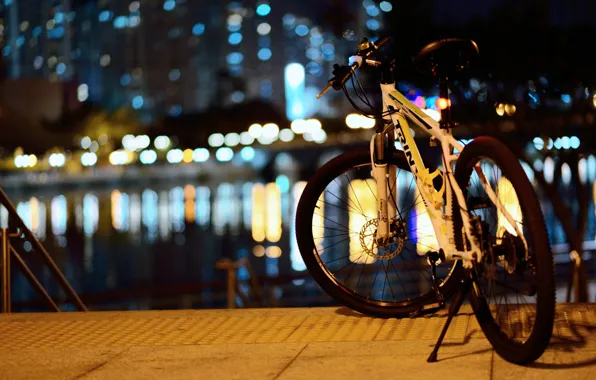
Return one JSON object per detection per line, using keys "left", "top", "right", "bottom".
{"left": 240, "top": 146, "right": 255, "bottom": 161}
{"left": 240, "top": 131, "right": 255, "bottom": 145}
{"left": 80, "top": 136, "right": 91, "bottom": 149}
{"left": 279, "top": 129, "right": 295, "bottom": 142}
{"left": 345, "top": 113, "right": 375, "bottom": 129}
{"left": 139, "top": 150, "right": 157, "bottom": 165}
{"left": 224, "top": 133, "right": 240, "bottom": 147}
{"left": 257, "top": 22, "right": 271, "bottom": 35}
{"left": 193, "top": 148, "right": 210, "bottom": 162}
{"left": 208, "top": 133, "right": 225, "bottom": 147}
{"left": 81, "top": 152, "right": 98, "bottom": 167}
{"left": 215, "top": 147, "right": 234, "bottom": 162}
{"left": 14, "top": 154, "right": 37, "bottom": 168}
{"left": 109, "top": 150, "right": 132, "bottom": 165}
{"left": 48, "top": 153, "right": 66, "bottom": 168}
{"left": 154, "top": 136, "right": 171, "bottom": 150}
{"left": 183, "top": 149, "right": 194, "bottom": 163}
{"left": 166, "top": 149, "right": 183, "bottom": 164}
{"left": 380, "top": 1, "right": 393, "bottom": 12}
{"left": 290, "top": 119, "right": 307, "bottom": 134}
{"left": 77, "top": 84, "right": 88, "bottom": 102}
{"left": 256, "top": 4, "right": 271, "bottom": 16}
{"left": 262, "top": 123, "right": 279, "bottom": 138}
{"left": 248, "top": 123, "right": 263, "bottom": 138}
{"left": 285, "top": 63, "right": 306, "bottom": 121}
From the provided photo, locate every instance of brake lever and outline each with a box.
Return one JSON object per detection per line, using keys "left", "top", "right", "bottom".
{"left": 316, "top": 80, "right": 334, "bottom": 99}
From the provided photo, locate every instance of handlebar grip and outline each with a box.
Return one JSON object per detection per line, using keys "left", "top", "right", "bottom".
{"left": 375, "top": 36, "right": 390, "bottom": 49}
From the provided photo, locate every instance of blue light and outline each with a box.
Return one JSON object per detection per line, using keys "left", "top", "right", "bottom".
{"left": 99, "top": 10, "right": 111, "bottom": 22}
{"left": 561, "top": 94, "right": 571, "bottom": 104}
{"left": 260, "top": 80, "right": 273, "bottom": 98}
{"left": 240, "top": 147, "right": 255, "bottom": 161}
{"left": 380, "top": 1, "right": 393, "bottom": 12}
{"left": 169, "top": 105, "right": 182, "bottom": 116}
{"left": 227, "top": 23, "right": 241, "bottom": 32}
{"left": 256, "top": 4, "right": 271, "bottom": 16}
{"left": 114, "top": 16, "right": 128, "bottom": 29}
{"left": 275, "top": 175, "right": 290, "bottom": 193}
{"left": 366, "top": 6, "right": 380, "bottom": 17}
{"left": 257, "top": 48, "right": 272, "bottom": 61}
{"left": 284, "top": 63, "right": 306, "bottom": 120}
{"left": 295, "top": 24, "right": 309, "bottom": 36}
{"left": 55, "top": 12, "right": 64, "bottom": 23}
{"left": 4, "top": 0, "right": 12, "bottom": 5}
{"left": 228, "top": 32, "right": 243, "bottom": 45}
{"left": 306, "top": 62, "right": 322, "bottom": 77}
{"left": 56, "top": 63, "right": 66, "bottom": 75}
{"left": 192, "top": 23, "right": 205, "bottom": 36}
{"left": 366, "top": 19, "right": 380, "bottom": 30}
{"left": 231, "top": 91, "right": 245, "bottom": 103}
{"left": 169, "top": 69, "right": 180, "bottom": 81}
{"left": 120, "top": 74, "right": 131, "bottom": 86}
{"left": 32, "top": 26, "right": 42, "bottom": 37}
{"left": 528, "top": 93, "right": 539, "bottom": 103}
{"left": 258, "top": 36, "right": 270, "bottom": 48}
{"left": 132, "top": 95, "right": 144, "bottom": 109}
{"left": 163, "top": 0, "right": 175, "bottom": 11}
{"left": 321, "top": 42, "right": 334, "bottom": 54}
{"left": 16, "top": 36, "right": 24, "bottom": 47}
{"left": 226, "top": 52, "right": 244, "bottom": 65}
{"left": 2, "top": 46, "right": 11, "bottom": 56}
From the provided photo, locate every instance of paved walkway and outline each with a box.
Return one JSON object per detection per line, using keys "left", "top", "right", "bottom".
{"left": 0, "top": 304, "right": 594, "bottom": 379}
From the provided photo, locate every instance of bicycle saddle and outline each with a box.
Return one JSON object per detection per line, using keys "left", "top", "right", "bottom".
{"left": 413, "top": 38, "right": 479, "bottom": 77}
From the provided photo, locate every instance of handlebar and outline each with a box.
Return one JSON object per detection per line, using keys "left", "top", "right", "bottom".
{"left": 316, "top": 36, "right": 390, "bottom": 99}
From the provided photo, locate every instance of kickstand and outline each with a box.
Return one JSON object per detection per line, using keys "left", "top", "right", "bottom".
{"left": 427, "top": 275, "right": 472, "bottom": 363}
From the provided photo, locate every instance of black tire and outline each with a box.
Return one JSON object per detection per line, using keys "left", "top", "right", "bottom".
{"left": 296, "top": 149, "right": 462, "bottom": 318}
{"left": 454, "top": 136, "right": 555, "bottom": 364}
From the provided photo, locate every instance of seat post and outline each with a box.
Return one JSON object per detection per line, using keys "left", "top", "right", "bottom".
{"left": 438, "top": 77, "right": 453, "bottom": 129}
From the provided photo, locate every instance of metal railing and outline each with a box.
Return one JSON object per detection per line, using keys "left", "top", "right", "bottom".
{"left": 215, "top": 258, "right": 265, "bottom": 309}
{"left": 0, "top": 187, "right": 87, "bottom": 313}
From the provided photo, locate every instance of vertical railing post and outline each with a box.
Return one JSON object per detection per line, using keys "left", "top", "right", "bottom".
{"left": 1, "top": 228, "right": 11, "bottom": 313}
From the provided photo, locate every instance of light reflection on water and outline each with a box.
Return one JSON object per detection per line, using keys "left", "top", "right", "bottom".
{"left": 1, "top": 170, "right": 595, "bottom": 310}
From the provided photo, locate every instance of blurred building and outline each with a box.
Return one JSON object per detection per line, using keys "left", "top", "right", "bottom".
{"left": 0, "top": 0, "right": 391, "bottom": 125}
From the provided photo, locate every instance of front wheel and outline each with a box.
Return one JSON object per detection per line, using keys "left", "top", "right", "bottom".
{"left": 454, "top": 136, "right": 555, "bottom": 364}
{"left": 295, "top": 149, "right": 461, "bottom": 318}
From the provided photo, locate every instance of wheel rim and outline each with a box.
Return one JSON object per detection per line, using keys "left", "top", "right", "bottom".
{"left": 306, "top": 160, "right": 458, "bottom": 308}
{"left": 464, "top": 157, "right": 540, "bottom": 344}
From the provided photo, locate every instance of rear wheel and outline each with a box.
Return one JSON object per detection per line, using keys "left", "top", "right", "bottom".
{"left": 296, "top": 149, "right": 461, "bottom": 318}
{"left": 454, "top": 136, "right": 555, "bottom": 364}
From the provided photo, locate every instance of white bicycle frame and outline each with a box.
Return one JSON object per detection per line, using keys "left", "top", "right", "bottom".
{"left": 370, "top": 82, "right": 527, "bottom": 268}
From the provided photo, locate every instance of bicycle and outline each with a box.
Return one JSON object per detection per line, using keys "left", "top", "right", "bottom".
{"left": 295, "top": 37, "right": 555, "bottom": 364}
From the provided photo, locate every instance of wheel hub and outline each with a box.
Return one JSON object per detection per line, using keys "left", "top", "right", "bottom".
{"left": 359, "top": 218, "right": 406, "bottom": 260}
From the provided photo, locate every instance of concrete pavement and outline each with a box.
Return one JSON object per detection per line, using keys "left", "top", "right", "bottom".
{"left": 0, "top": 304, "right": 594, "bottom": 379}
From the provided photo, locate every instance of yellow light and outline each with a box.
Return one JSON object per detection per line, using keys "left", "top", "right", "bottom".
{"left": 361, "top": 116, "right": 375, "bottom": 129}
{"left": 305, "top": 118, "right": 322, "bottom": 133}
{"left": 252, "top": 183, "right": 266, "bottom": 242}
{"left": 262, "top": 123, "right": 280, "bottom": 138}
{"left": 291, "top": 119, "right": 307, "bottom": 134}
{"left": 505, "top": 104, "right": 516, "bottom": 116}
{"left": 30, "top": 197, "right": 39, "bottom": 233}
{"left": 253, "top": 244, "right": 265, "bottom": 257}
{"left": 265, "top": 182, "right": 282, "bottom": 243}
{"left": 414, "top": 189, "right": 439, "bottom": 254}
{"left": 184, "top": 184, "right": 196, "bottom": 224}
{"left": 345, "top": 113, "right": 361, "bottom": 129}
{"left": 348, "top": 179, "right": 377, "bottom": 264}
{"left": 497, "top": 177, "right": 522, "bottom": 236}
{"left": 496, "top": 103, "right": 505, "bottom": 116}
{"left": 28, "top": 154, "right": 38, "bottom": 167}
{"left": 265, "top": 246, "right": 282, "bottom": 258}
{"left": 183, "top": 149, "right": 194, "bottom": 163}
{"left": 248, "top": 123, "right": 263, "bottom": 138}
{"left": 592, "top": 94, "right": 596, "bottom": 108}
{"left": 111, "top": 190, "right": 122, "bottom": 230}
{"left": 436, "top": 98, "right": 450, "bottom": 110}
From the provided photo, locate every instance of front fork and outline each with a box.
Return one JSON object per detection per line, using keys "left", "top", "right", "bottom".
{"left": 371, "top": 126, "right": 397, "bottom": 241}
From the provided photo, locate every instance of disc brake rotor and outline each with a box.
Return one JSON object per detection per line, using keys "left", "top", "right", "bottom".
{"left": 359, "top": 218, "right": 406, "bottom": 260}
